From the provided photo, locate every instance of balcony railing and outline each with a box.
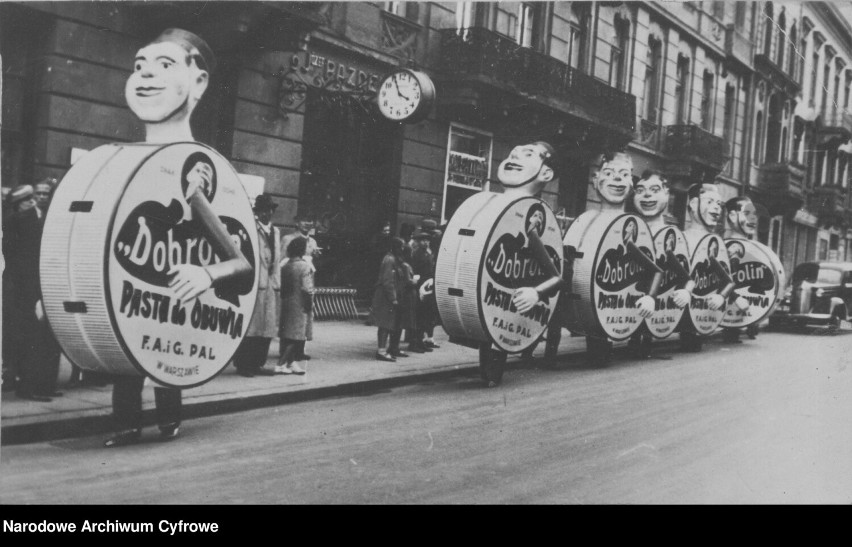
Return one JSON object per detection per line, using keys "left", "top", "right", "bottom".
{"left": 757, "top": 162, "right": 806, "bottom": 198}
{"left": 811, "top": 184, "right": 847, "bottom": 218}
{"left": 754, "top": 53, "right": 801, "bottom": 94}
{"left": 818, "top": 110, "right": 852, "bottom": 135}
{"left": 439, "top": 27, "right": 635, "bottom": 130}
{"left": 663, "top": 124, "right": 727, "bottom": 168}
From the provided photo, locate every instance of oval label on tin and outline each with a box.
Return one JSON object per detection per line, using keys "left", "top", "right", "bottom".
{"left": 688, "top": 234, "right": 729, "bottom": 335}
{"left": 645, "top": 226, "right": 690, "bottom": 339}
{"left": 479, "top": 198, "right": 562, "bottom": 353}
{"left": 721, "top": 238, "right": 781, "bottom": 328}
{"left": 107, "top": 144, "right": 258, "bottom": 387}
{"left": 591, "top": 215, "right": 656, "bottom": 340}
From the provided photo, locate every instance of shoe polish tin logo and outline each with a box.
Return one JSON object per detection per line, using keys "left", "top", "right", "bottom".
{"left": 106, "top": 144, "right": 258, "bottom": 387}
{"left": 645, "top": 226, "right": 690, "bottom": 339}
{"left": 687, "top": 234, "right": 730, "bottom": 335}
{"left": 721, "top": 238, "right": 784, "bottom": 328}
{"left": 586, "top": 215, "right": 656, "bottom": 340}
{"left": 479, "top": 198, "right": 563, "bottom": 352}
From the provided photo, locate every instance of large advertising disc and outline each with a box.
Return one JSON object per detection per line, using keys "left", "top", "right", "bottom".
{"left": 685, "top": 233, "right": 730, "bottom": 335}
{"left": 40, "top": 142, "right": 259, "bottom": 388}
{"left": 721, "top": 238, "right": 785, "bottom": 328}
{"left": 645, "top": 226, "right": 690, "bottom": 339}
{"left": 563, "top": 213, "right": 656, "bottom": 341}
{"left": 436, "top": 193, "right": 563, "bottom": 353}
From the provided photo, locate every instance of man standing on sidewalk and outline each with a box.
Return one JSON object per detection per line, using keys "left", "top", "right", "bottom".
{"left": 232, "top": 193, "right": 281, "bottom": 377}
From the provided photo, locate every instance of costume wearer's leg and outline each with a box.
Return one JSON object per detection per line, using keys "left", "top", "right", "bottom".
{"left": 233, "top": 336, "right": 271, "bottom": 370}
{"left": 154, "top": 387, "right": 182, "bottom": 428}
{"left": 479, "top": 343, "right": 506, "bottom": 387}
{"left": 33, "top": 321, "right": 61, "bottom": 395}
{"left": 112, "top": 375, "right": 145, "bottom": 431}
{"left": 388, "top": 330, "right": 402, "bottom": 354}
{"left": 377, "top": 328, "right": 389, "bottom": 350}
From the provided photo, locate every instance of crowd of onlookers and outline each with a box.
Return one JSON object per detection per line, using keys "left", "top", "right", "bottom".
{"left": 2, "top": 180, "right": 446, "bottom": 400}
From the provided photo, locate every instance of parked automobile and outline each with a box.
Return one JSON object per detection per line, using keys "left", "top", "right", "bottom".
{"left": 769, "top": 261, "right": 852, "bottom": 329}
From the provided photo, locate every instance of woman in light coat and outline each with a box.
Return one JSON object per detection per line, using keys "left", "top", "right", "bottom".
{"left": 276, "top": 237, "right": 314, "bottom": 375}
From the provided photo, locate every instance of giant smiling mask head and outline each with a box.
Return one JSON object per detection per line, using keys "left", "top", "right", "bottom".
{"left": 593, "top": 152, "right": 633, "bottom": 205}
{"left": 725, "top": 196, "right": 758, "bottom": 237}
{"left": 632, "top": 171, "right": 669, "bottom": 220}
{"left": 687, "top": 183, "right": 724, "bottom": 231}
{"left": 125, "top": 29, "right": 214, "bottom": 125}
{"left": 497, "top": 141, "right": 556, "bottom": 195}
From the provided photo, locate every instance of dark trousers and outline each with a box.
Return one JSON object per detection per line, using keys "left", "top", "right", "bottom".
{"left": 15, "top": 318, "right": 61, "bottom": 396}
{"left": 232, "top": 336, "right": 272, "bottom": 371}
{"left": 112, "top": 375, "right": 181, "bottom": 431}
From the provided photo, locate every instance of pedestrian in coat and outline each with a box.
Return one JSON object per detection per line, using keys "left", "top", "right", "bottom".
{"left": 3, "top": 182, "right": 62, "bottom": 401}
{"left": 232, "top": 193, "right": 281, "bottom": 377}
{"left": 407, "top": 230, "right": 437, "bottom": 353}
{"left": 394, "top": 247, "right": 419, "bottom": 357}
{"left": 370, "top": 237, "right": 406, "bottom": 362}
{"left": 276, "top": 237, "right": 314, "bottom": 375}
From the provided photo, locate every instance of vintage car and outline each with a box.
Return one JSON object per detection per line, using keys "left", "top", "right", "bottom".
{"left": 769, "top": 261, "right": 852, "bottom": 329}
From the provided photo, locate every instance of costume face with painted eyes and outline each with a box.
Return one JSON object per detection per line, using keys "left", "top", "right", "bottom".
{"left": 497, "top": 143, "right": 554, "bottom": 195}
{"left": 689, "top": 186, "right": 724, "bottom": 230}
{"left": 633, "top": 174, "right": 668, "bottom": 219}
{"left": 729, "top": 199, "right": 758, "bottom": 237}
{"left": 125, "top": 41, "right": 208, "bottom": 124}
{"left": 595, "top": 153, "right": 633, "bottom": 205}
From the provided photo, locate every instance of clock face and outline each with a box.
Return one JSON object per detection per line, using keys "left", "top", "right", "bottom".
{"left": 378, "top": 70, "right": 423, "bottom": 121}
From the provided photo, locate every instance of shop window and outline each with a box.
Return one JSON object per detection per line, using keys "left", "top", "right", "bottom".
{"left": 675, "top": 55, "right": 690, "bottom": 124}
{"left": 442, "top": 124, "right": 493, "bottom": 223}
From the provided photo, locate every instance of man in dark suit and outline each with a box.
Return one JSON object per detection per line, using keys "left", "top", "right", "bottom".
{"left": 4, "top": 182, "right": 63, "bottom": 401}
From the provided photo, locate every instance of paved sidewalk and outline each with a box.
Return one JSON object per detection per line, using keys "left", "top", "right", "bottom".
{"left": 1, "top": 319, "right": 606, "bottom": 445}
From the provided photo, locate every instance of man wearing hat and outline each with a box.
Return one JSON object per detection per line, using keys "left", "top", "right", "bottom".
{"left": 231, "top": 193, "right": 281, "bottom": 377}
{"left": 3, "top": 182, "right": 63, "bottom": 401}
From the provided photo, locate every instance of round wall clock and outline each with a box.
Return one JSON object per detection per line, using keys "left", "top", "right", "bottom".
{"left": 377, "top": 68, "right": 435, "bottom": 123}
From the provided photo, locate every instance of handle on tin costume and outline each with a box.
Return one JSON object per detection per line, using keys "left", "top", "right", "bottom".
{"left": 626, "top": 240, "right": 664, "bottom": 298}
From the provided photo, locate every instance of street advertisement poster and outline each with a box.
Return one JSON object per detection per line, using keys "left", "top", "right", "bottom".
{"left": 646, "top": 226, "right": 690, "bottom": 339}
{"left": 721, "top": 238, "right": 785, "bottom": 328}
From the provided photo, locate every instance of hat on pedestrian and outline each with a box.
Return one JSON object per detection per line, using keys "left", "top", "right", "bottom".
{"left": 253, "top": 193, "right": 278, "bottom": 213}
{"left": 9, "top": 184, "right": 34, "bottom": 205}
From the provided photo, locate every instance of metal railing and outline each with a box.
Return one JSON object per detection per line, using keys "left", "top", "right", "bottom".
{"left": 313, "top": 287, "right": 360, "bottom": 320}
{"left": 664, "top": 124, "right": 727, "bottom": 167}
{"left": 439, "top": 27, "right": 635, "bottom": 129}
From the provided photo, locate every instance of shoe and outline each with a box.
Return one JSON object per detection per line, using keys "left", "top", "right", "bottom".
{"left": 274, "top": 365, "right": 293, "bottom": 375}
{"left": 159, "top": 423, "right": 180, "bottom": 442}
{"left": 17, "top": 392, "right": 52, "bottom": 402}
{"left": 376, "top": 352, "right": 396, "bottom": 362}
{"left": 391, "top": 350, "right": 409, "bottom": 358}
{"left": 235, "top": 369, "right": 255, "bottom": 378}
{"left": 407, "top": 344, "right": 426, "bottom": 353}
{"left": 423, "top": 340, "right": 441, "bottom": 349}
{"left": 286, "top": 362, "right": 306, "bottom": 375}
{"left": 254, "top": 368, "right": 276, "bottom": 376}
{"left": 104, "top": 429, "right": 142, "bottom": 447}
